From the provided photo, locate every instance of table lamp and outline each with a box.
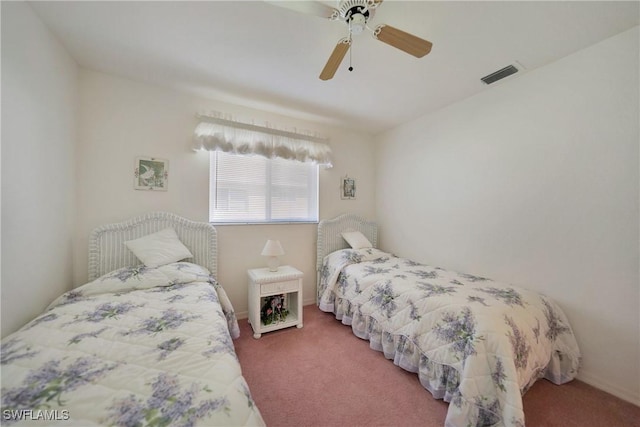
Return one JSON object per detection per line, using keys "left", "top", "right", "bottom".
{"left": 261, "top": 240, "right": 285, "bottom": 272}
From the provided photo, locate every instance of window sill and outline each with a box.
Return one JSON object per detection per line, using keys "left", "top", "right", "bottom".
{"left": 210, "top": 221, "right": 319, "bottom": 226}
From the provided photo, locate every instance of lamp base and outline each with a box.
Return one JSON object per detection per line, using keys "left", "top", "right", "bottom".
{"left": 267, "top": 256, "right": 280, "bottom": 272}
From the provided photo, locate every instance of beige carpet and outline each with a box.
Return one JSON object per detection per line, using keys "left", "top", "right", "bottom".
{"left": 234, "top": 305, "right": 640, "bottom": 427}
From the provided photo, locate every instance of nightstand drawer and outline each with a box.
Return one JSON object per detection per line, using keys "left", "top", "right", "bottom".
{"left": 261, "top": 279, "right": 298, "bottom": 295}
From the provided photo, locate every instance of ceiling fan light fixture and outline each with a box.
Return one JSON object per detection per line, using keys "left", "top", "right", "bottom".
{"left": 349, "top": 13, "right": 366, "bottom": 35}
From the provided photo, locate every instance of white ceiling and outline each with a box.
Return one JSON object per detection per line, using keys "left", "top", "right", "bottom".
{"left": 30, "top": 1, "right": 639, "bottom": 134}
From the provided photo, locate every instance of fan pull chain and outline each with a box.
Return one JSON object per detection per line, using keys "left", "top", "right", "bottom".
{"left": 347, "top": 17, "right": 353, "bottom": 73}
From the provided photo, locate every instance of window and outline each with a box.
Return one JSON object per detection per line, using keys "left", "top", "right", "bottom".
{"left": 210, "top": 151, "right": 318, "bottom": 223}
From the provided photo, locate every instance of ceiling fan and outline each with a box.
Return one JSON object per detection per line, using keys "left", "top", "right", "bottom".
{"left": 266, "top": 0, "right": 433, "bottom": 80}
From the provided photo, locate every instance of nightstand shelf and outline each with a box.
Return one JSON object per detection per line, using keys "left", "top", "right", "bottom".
{"left": 248, "top": 266, "right": 303, "bottom": 339}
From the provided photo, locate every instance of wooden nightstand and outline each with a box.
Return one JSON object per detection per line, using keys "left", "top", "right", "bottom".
{"left": 248, "top": 266, "right": 303, "bottom": 339}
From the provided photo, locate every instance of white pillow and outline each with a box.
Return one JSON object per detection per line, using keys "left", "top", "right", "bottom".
{"left": 341, "top": 230, "right": 373, "bottom": 249}
{"left": 125, "top": 228, "right": 193, "bottom": 267}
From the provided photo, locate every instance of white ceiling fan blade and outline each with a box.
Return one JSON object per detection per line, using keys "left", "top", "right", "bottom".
{"left": 264, "top": 1, "right": 338, "bottom": 20}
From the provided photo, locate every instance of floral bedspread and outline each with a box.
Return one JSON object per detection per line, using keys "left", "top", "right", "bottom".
{"left": 319, "top": 248, "right": 581, "bottom": 427}
{"left": 1, "top": 262, "right": 265, "bottom": 426}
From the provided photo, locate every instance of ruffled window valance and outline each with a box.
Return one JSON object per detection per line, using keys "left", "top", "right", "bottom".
{"left": 192, "top": 114, "right": 332, "bottom": 167}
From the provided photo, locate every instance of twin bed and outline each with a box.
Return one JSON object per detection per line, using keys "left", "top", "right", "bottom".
{"left": 1, "top": 212, "right": 264, "bottom": 426}
{"left": 317, "top": 214, "right": 581, "bottom": 427}
{"left": 1, "top": 211, "right": 581, "bottom": 427}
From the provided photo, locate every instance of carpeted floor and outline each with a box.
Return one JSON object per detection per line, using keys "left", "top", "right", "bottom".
{"left": 234, "top": 305, "right": 640, "bottom": 427}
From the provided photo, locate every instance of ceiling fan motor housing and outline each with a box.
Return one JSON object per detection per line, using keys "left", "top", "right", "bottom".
{"left": 338, "top": 0, "right": 377, "bottom": 23}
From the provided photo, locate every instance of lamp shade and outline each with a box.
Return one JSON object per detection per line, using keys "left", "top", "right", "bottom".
{"left": 261, "top": 240, "right": 285, "bottom": 257}
{"left": 262, "top": 240, "right": 284, "bottom": 272}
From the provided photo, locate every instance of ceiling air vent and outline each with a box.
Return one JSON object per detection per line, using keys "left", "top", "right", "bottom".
{"left": 481, "top": 64, "right": 519, "bottom": 85}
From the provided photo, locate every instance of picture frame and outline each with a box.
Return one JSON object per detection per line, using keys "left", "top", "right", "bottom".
{"left": 134, "top": 157, "right": 169, "bottom": 191}
{"left": 341, "top": 176, "right": 356, "bottom": 200}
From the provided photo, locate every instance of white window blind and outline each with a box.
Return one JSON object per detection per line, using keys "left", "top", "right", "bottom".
{"left": 210, "top": 151, "right": 319, "bottom": 223}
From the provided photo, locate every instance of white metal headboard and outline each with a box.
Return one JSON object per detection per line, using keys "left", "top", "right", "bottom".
{"left": 88, "top": 212, "right": 217, "bottom": 281}
{"left": 316, "top": 214, "right": 378, "bottom": 273}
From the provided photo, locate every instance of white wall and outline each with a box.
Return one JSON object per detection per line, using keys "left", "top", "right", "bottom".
{"left": 1, "top": 2, "right": 78, "bottom": 337}
{"left": 76, "top": 70, "right": 375, "bottom": 317}
{"left": 375, "top": 27, "right": 639, "bottom": 404}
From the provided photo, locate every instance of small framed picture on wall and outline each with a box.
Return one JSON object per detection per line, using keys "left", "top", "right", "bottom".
{"left": 134, "top": 157, "right": 169, "bottom": 191}
{"left": 341, "top": 176, "right": 356, "bottom": 200}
